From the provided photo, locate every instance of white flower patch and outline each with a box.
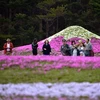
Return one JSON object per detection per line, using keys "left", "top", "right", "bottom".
{"left": 46, "top": 25, "right": 100, "bottom": 42}
{"left": 0, "top": 82, "right": 100, "bottom": 98}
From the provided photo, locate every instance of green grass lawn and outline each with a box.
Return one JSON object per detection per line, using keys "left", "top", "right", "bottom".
{"left": 0, "top": 67, "right": 100, "bottom": 84}
{"left": 0, "top": 96, "right": 94, "bottom": 100}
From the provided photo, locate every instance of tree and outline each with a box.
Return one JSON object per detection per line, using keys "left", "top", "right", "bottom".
{"left": 0, "top": 0, "right": 100, "bottom": 49}
{"left": 88, "top": 0, "right": 100, "bottom": 35}
{"left": 89, "top": 0, "right": 100, "bottom": 18}
{"left": 37, "top": 0, "right": 66, "bottom": 37}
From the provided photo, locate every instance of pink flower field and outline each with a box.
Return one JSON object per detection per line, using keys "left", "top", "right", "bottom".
{"left": 0, "top": 55, "right": 100, "bottom": 70}
{"left": 0, "top": 36, "right": 99, "bottom": 56}
{"left": 14, "top": 36, "right": 100, "bottom": 55}
{"left": 0, "top": 28, "right": 100, "bottom": 100}
{"left": 0, "top": 36, "right": 100, "bottom": 70}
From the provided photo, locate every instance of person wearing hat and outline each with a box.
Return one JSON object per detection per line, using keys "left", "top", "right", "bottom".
{"left": 60, "top": 39, "right": 71, "bottom": 56}
{"left": 3, "top": 38, "right": 14, "bottom": 55}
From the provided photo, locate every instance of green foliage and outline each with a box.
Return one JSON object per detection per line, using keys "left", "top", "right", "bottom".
{"left": 15, "top": 13, "right": 26, "bottom": 19}
{"left": 37, "top": 0, "right": 66, "bottom": 37}
{"left": 89, "top": 0, "right": 100, "bottom": 18}
{"left": 37, "top": 0, "right": 55, "bottom": 10}
{"left": 49, "top": 5, "right": 66, "bottom": 17}
{"left": 0, "top": 34, "right": 12, "bottom": 39}
{"left": 0, "top": 67, "right": 100, "bottom": 84}
{"left": 68, "top": 2, "right": 83, "bottom": 14}
{"left": 0, "top": 0, "right": 100, "bottom": 49}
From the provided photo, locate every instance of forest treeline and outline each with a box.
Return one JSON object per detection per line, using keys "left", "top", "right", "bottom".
{"left": 0, "top": 0, "right": 100, "bottom": 49}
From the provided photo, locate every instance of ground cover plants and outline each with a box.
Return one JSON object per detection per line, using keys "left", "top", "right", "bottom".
{"left": 0, "top": 26, "right": 100, "bottom": 100}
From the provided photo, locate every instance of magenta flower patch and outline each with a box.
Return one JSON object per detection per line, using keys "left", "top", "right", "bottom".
{"left": 0, "top": 56, "right": 100, "bottom": 70}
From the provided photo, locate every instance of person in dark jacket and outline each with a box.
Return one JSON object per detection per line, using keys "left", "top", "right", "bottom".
{"left": 61, "top": 39, "right": 71, "bottom": 56}
{"left": 42, "top": 40, "right": 51, "bottom": 55}
{"left": 32, "top": 38, "right": 38, "bottom": 55}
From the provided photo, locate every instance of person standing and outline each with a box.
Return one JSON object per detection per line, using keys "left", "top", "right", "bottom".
{"left": 42, "top": 40, "right": 51, "bottom": 55}
{"left": 61, "top": 39, "right": 71, "bottom": 56}
{"left": 3, "top": 38, "right": 14, "bottom": 55}
{"left": 84, "top": 39, "right": 93, "bottom": 56}
{"left": 32, "top": 38, "right": 38, "bottom": 55}
{"left": 78, "top": 42, "right": 85, "bottom": 56}
{"left": 70, "top": 41, "right": 80, "bottom": 56}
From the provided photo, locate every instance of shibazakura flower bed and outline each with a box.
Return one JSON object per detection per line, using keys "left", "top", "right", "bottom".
{"left": 3, "top": 36, "right": 99, "bottom": 56}
{"left": 0, "top": 82, "right": 100, "bottom": 99}
{"left": 0, "top": 55, "right": 100, "bottom": 70}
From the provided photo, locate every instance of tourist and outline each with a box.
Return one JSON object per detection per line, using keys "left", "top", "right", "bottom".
{"left": 70, "top": 41, "right": 80, "bottom": 56}
{"left": 84, "top": 38, "right": 94, "bottom": 56}
{"left": 3, "top": 38, "right": 14, "bottom": 55}
{"left": 32, "top": 38, "right": 38, "bottom": 55}
{"left": 42, "top": 40, "right": 51, "bottom": 55}
{"left": 61, "top": 39, "right": 71, "bottom": 56}
{"left": 78, "top": 42, "right": 85, "bottom": 56}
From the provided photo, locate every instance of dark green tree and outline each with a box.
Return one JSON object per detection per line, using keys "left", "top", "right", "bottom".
{"left": 37, "top": 0, "right": 66, "bottom": 37}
